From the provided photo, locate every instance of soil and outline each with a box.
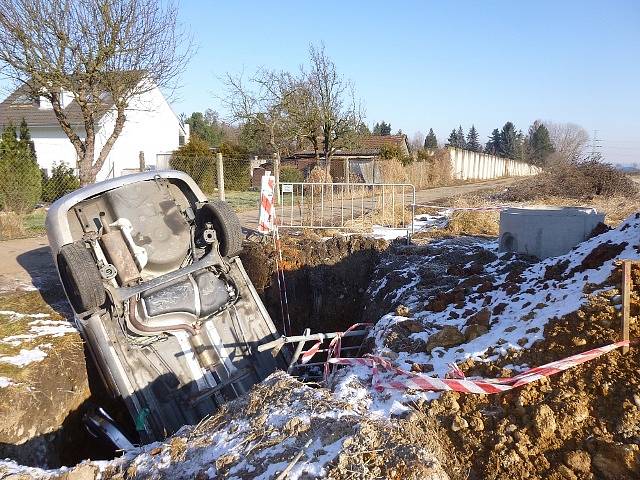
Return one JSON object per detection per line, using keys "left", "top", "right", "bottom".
{"left": 0, "top": 290, "right": 91, "bottom": 468}
{"left": 240, "top": 233, "right": 388, "bottom": 334}
{"left": 422, "top": 288, "right": 640, "bottom": 480}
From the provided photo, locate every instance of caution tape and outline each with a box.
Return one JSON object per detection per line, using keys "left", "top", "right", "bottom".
{"left": 328, "top": 340, "right": 629, "bottom": 394}
{"left": 413, "top": 203, "right": 509, "bottom": 212}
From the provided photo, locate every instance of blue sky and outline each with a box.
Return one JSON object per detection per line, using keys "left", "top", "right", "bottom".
{"left": 172, "top": 0, "right": 639, "bottom": 164}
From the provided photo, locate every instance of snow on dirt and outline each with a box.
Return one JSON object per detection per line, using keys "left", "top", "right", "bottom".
{"left": 0, "top": 345, "right": 49, "bottom": 366}
{"left": 1, "top": 318, "right": 77, "bottom": 347}
{"left": 0, "top": 376, "right": 13, "bottom": 388}
{"left": 333, "top": 212, "right": 640, "bottom": 416}
{"left": 372, "top": 211, "right": 450, "bottom": 240}
{"left": 1, "top": 214, "right": 638, "bottom": 479}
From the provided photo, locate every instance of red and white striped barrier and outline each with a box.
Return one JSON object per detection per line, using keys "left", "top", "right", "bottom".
{"left": 258, "top": 172, "right": 276, "bottom": 234}
{"left": 328, "top": 340, "right": 629, "bottom": 394}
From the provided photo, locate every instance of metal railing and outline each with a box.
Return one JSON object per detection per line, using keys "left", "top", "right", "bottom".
{"left": 277, "top": 182, "right": 416, "bottom": 237}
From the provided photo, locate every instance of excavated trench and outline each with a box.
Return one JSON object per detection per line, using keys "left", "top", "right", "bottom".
{"left": 1, "top": 234, "right": 388, "bottom": 469}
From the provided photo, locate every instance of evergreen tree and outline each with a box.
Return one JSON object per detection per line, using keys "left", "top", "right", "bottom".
{"left": 372, "top": 121, "right": 392, "bottom": 135}
{"left": 485, "top": 128, "right": 501, "bottom": 154}
{"left": 499, "top": 122, "right": 518, "bottom": 158}
{"left": 457, "top": 126, "right": 466, "bottom": 148}
{"left": 466, "top": 125, "right": 481, "bottom": 152}
{"left": 446, "top": 129, "right": 458, "bottom": 147}
{"left": 424, "top": 128, "right": 438, "bottom": 149}
{"left": 527, "top": 121, "right": 555, "bottom": 166}
{"left": 0, "top": 122, "right": 41, "bottom": 213}
{"left": 184, "top": 110, "right": 225, "bottom": 147}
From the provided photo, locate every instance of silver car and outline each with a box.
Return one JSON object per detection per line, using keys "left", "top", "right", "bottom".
{"left": 46, "top": 171, "right": 288, "bottom": 444}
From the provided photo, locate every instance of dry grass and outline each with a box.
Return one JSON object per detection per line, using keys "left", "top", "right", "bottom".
{"left": 379, "top": 159, "right": 408, "bottom": 184}
{"left": 405, "top": 150, "right": 454, "bottom": 189}
{"left": 0, "top": 211, "right": 26, "bottom": 240}
{"left": 443, "top": 196, "right": 500, "bottom": 236}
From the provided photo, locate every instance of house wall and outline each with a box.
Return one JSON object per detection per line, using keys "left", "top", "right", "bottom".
{"left": 24, "top": 85, "right": 184, "bottom": 181}
{"left": 95, "top": 85, "right": 184, "bottom": 181}
{"left": 29, "top": 127, "right": 82, "bottom": 175}
{"left": 448, "top": 147, "right": 541, "bottom": 180}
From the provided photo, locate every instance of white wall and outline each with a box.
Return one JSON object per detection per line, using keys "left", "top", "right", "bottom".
{"left": 28, "top": 84, "right": 184, "bottom": 181}
{"left": 448, "top": 147, "right": 540, "bottom": 180}
{"left": 95, "top": 85, "right": 184, "bottom": 181}
{"left": 30, "top": 126, "right": 82, "bottom": 175}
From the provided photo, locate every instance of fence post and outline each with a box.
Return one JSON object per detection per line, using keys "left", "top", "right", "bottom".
{"left": 345, "top": 157, "right": 350, "bottom": 185}
{"left": 622, "top": 260, "right": 632, "bottom": 354}
{"left": 139, "top": 151, "right": 145, "bottom": 172}
{"left": 273, "top": 152, "right": 280, "bottom": 204}
{"left": 216, "top": 152, "right": 225, "bottom": 201}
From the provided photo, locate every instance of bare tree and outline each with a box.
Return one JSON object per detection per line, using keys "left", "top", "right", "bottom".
{"left": 304, "top": 44, "right": 362, "bottom": 178}
{"left": 409, "top": 131, "right": 425, "bottom": 152}
{"left": 545, "top": 121, "right": 590, "bottom": 164}
{"left": 0, "top": 0, "right": 192, "bottom": 185}
{"left": 222, "top": 69, "right": 297, "bottom": 156}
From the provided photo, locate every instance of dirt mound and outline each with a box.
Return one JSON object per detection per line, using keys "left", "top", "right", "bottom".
{"left": 424, "top": 290, "right": 640, "bottom": 479}
{"left": 0, "top": 290, "right": 91, "bottom": 467}
{"left": 331, "top": 212, "right": 640, "bottom": 479}
{"left": 1, "top": 372, "right": 453, "bottom": 480}
{"left": 494, "top": 161, "right": 638, "bottom": 202}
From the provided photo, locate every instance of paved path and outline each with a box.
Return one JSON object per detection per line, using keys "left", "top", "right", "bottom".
{"left": 0, "top": 177, "right": 517, "bottom": 291}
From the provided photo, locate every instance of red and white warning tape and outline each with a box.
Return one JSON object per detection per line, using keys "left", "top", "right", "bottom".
{"left": 413, "top": 203, "right": 509, "bottom": 212}
{"left": 328, "top": 340, "right": 629, "bottom": 394}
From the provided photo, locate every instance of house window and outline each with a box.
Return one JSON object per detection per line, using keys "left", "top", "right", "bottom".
{"left": 179, "top": 134, "right": 185, "bottom": 146}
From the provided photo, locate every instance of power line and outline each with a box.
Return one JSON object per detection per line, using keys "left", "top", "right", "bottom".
{"left": 590, "top": 129, "right": 602, "bottom": 156}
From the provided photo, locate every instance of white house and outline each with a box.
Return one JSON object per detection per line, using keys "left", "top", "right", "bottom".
{"left": 0, "top": 82, "right": 189, "bottom": 181}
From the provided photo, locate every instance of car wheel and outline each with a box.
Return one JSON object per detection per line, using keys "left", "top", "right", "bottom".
{"left": 58, "top": 241, "right": 106, "bottom": 313}
{"left": 196, "top": 200, "right": 243, "bottom": 257}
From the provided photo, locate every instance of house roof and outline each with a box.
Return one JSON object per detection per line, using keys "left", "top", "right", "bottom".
{"left": 0, "top": 85, "right": 114, "bottom": 128}
{"left": 357, "top": 134, "right": 409, "bottom": 151}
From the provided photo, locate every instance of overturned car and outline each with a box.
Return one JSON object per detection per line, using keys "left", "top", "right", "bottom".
{"left": 46, "top": 171, "right": 288, "bottom": 444}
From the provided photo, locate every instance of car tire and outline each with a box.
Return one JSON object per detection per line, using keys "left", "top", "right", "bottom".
{"left": 58, "top": 241, "right": 106, "bottom": 313}
{"left": 196, "top": 200, "right": 243, "bottom": 257}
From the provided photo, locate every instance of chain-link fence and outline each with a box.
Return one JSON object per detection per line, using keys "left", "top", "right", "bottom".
{"left": 0, "top": 151, "right": 452, "bottom": 240}
{"left": 0, "top": 161, "right": 81, "bottom": 240}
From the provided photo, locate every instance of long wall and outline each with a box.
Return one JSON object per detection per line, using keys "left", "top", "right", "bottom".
{"left": 448, "top": 147, "right": 541, "bottom": 180}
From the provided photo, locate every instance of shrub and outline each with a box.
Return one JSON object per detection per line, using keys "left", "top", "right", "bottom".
{"left": 496, "top": 160, "right": 638, "bottom": 201}
{"left": 306, "top": 166, "right": 332, "bottom": 183}
{"left": 0, "top": 123, "right": 41, "bottom": 213}
{"left": 219, "top": 142, "right": 250, "bottom": 191}
{"left": 279, "top": 166, "right": 304, "bottom": 183}
{"left": 41, "top": 163, "right": 80, "bottom": 203}
{"left": 0, "top": 211, "right": 26, "bottom": 239}
{"left": 170, "top": 135, "right": 215, "bottom": 194}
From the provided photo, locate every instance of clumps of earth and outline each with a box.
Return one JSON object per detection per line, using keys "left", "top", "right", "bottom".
{"left": 2, "top": 214, "right": 640, "bottom": 479}
{"left": 240, "top": 233, "right": 387, "bottom": 334}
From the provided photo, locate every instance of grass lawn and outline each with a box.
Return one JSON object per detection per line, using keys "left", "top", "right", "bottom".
{"left": 5, "top": 192, "right": 258, "bottom": 241}
{"left": 223, "top": 190, "right": 260, "bottom": 213}
{"left": 23, "top": 208, "right": 47, "bottom": 234}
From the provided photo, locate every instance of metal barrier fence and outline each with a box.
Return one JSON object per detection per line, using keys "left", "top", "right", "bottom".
{"left": 277, "top": 182, "right": 416, "bottom": 236}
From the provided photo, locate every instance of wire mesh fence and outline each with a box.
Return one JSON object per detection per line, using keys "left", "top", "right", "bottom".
{"left": 277, "top": 182, "right": 416, "bottom": 235}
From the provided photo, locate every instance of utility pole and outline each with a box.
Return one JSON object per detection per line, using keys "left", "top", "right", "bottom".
{"left": 591, "top": 130, "right": 602, "bottom": 158}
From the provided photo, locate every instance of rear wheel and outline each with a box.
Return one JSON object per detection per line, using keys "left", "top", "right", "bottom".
{"left": 58, "top": 241, "right": 106, "bottom": 313}
{"left": 196, "top": 200, "right": 243, "bottom": 257}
